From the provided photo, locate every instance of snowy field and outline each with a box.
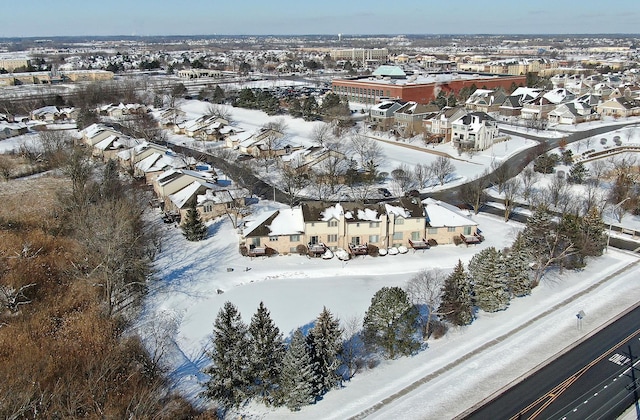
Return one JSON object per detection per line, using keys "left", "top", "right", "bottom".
{"left": 139, "top": 203, "right": 640, "bottom": 419}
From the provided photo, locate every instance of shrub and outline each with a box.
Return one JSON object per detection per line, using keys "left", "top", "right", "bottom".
{"left": 367, "top": 243, "right": 379, "bottom": 257}
{"left": 296, "top": 244, "right": 308, "bottom": 255}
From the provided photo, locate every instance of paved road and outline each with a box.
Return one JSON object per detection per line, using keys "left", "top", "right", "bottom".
{"left": 461, "top": 304, "right": 640, "bottom": 420}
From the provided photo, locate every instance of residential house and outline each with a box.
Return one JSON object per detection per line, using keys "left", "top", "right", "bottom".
{"left": 0, "top": 122, "right": 28, "bottom": 140}
{"left": 99, "top": 103, "right": 148, "bottom": 119}
{"left": 153, "top": 168, "right": 218, "bottom": 208}
{"left": 242, "top": 207, "right": 306, "bottom": 255}
{"left": 169, "top": 181, "right": 246, "bottom": 224}
{"left": 547, "top": 100, "right": 598, "bottom": 125}
{"left": 134, "top": 149, "right": 195, "bottom": 183}
{"left": 81, "top": 123, "right": 124, "bottom": 147}
{"left": 499, "top": 87, "right": 543, "bottom": 117}
{"left": 301, "top": 201, "right": 388, "bottom": 252}
{"left": 464, "top": 89, "right": 507, "bottom": 113}
{"left": 423, "top": 106, "right": 468, "bottom": 143}
{"left": 369, "top": 100, "right": 403, "bottom": 131}
{"left": 30, "top": 106, "right": 61, "bottom": 122}
{"left": 393, "top": 102, "right": 438, "bottom": 137}
{"left": 521, "top": 88, "right": 575, "bottom": 120}
{"left": 451, "top": 112, "right": 507, "bottom": 150}
{"left": 596, "top": 97, "right": 640, "bottom": 118}
{"left": 384, "top": 197, "right": 426, "bottom": 248}
{"left": 423, "top": 198, "right": 479, "bottom": 245}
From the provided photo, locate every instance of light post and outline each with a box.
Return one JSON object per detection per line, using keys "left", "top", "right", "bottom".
{"left": 606, "top": 197, "right": 631, "bottom": 253}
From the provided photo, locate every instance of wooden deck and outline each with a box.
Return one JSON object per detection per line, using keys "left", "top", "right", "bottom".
{"left": 348, "top": 243, "right": 369, "bottom": 256}
{"left": 408, "top": 238, "right": 430, "bottom": 250}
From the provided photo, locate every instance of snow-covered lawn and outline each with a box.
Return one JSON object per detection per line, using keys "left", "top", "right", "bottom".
{"left": 139, "top": 202, "right": 640, "bottom": 419}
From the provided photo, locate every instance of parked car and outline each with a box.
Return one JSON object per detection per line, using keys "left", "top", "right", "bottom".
{"left": 378, "top": 187, "right": 391, "bottom": 197}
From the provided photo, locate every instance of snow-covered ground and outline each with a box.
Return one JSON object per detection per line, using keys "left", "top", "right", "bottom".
{"left": 139, "top": 201, "right": 640, "bottom": 419}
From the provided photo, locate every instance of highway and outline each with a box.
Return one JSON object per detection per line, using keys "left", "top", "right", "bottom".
{"left": 461, "top": 305, "right": 640, "bottom": 420}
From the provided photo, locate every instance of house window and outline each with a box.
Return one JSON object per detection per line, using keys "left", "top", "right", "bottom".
{"left": 328, "top": 234, "right": 338, "bottom": 243}
{"left": 251, "top": 238, "right": 260, "bottom": 246}
{"left": 464, "top": 226, "right": 472, "bottom": 235}
{"left": 328, "top": 219, "right": 338, "bottom": 227}
{"left": 204, "top": 204, "right": 213, "bottom": 213}
{"left": 290, "top": 234, "right": 301, "bottom": 242}
{"left": 369, "top": 222, "right": 380, "bottom": 228}
{"left": 395, "top": 217, "right": 404, "bottom": 225}
{"left": 351, "top": 236, "right": 361, "bottom": 245}
{"left": 369, "top": 235, "right": 379, "bottom": 243}
{"left": 356, "top": 222, "right": 360, "bottom": 227}
{"left": 428, "top": 227, "right": 438, "bottom": 234}
{"left": 393, "top": 232, "right": 403, "bottom": 240}
{"left": 411, "top": 231, "right": 421, "bottom": 241}
{"left": 310, "top": 235, "right": 319, "bottom": 245}
{"left": 447, "top": 227, "right": 456, "bottom": 232}
{"left": 269, "top": 236, "right": 279, "bottom": 242}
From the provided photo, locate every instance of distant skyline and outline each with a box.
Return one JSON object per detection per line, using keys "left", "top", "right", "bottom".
{"left": 2, "top": 0, "right": 639, "bottom": 38}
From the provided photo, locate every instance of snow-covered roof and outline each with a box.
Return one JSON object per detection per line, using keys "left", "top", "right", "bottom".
{"left": 320, "top": 203, "right": 344, "bottom": 221}
{"left": 384, "top": 204, "right": 410, "bottom": 218}
{"left": 169, "top": 181, "right": 203, "bottom": 209}
{"left": 423, "top": 198, "right": 477, "bottom": 228}
{"left": 243, "top": 207, "right": 304, "bottom": 237}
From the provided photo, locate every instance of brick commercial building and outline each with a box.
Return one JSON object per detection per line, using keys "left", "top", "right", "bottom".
{"left": 332, "top": 70, "right": 526, "bottom": 106}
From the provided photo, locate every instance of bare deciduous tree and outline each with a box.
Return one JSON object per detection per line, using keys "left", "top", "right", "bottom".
{"left": 413, "top": 163, "right": 432, "bottom": 190}
{"left": 458, "top": 171, "right": 489, "bottom": 214}
{"left": 589, "top": 159, "right": 610, "bottom": 186}
{"left": 430, "top": 156, "right": 455, "bottom": 186}
{"left": 390, "top": 164, "right": 415, "bottom": 196}
{"left": 502, "top": 178, "right": 521, "bottom": 222}
{"left": 519, "top": 167, "right": 539, "bottom": 208}
{"left": 340, "top": 315, "right": 365, "bottom": 380}
{"left": 311, "top": 122, "right": 334, "bottom": 147}
{"left": 405, "top": 269, "right": 446, "bottom": 339}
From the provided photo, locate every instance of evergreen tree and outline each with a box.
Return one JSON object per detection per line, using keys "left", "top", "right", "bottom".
{"left": 362, "top": 287, "right": 420, "bottom": 359}
{"left": 101, "top": 159, "right": 123, "bottom": 201}
{"left": 568, "top": 161, "right": 588, "bottom": 184}
{"left": 181, "top": 200, "right": 207, "bottom": 241}
{"left": 288, "top": 97, "right": 302, "bottom": 118}
{"left": 236, "top": 88, "right": 256, "bottom": 108}
{"left": 302, "top": 96, "right": 319, "bottom": 121}
{"left": 280, "top": 329, "right": 316, "bottom": 411}
{"left": 212, "top": 85, "right": 226, "bottom": 104}
{"left": 438, "top": 260, "right": 474, "bottom": 326}
{"left": 247, "top": 302, "right": 285, "bottom": 405}
{"left": 202, "top": 302, "right": 251, "bottom": 414}
{"left": 581, "top": 207, "right": 607, "bottom": 257}
{"left": 505, "top": 233, "right": 533, "bottom": 297}
{"left": 468, "top": 247, "right": 510, "bottom": 312}
{"left": 307, "top": 307, "right": 342, "bottom": 397}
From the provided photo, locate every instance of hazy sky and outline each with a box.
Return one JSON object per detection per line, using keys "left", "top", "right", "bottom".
{"left": 2, "top": 0, "right": 639, "bottom": 37}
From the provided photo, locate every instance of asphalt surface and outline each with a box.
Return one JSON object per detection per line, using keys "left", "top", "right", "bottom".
{"left": 461, "top": 304, "right": 640, "bottom": 420}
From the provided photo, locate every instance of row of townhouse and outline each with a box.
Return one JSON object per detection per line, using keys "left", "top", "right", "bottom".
{"left": 241, "top": 197, "right": 480, "bottom": 256}
{"left": 79, "top": 123, "right": 247, "bottom": 224}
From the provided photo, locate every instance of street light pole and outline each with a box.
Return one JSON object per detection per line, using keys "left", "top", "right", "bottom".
{"left": 606, "top": 197, "right": 631, "bottom": 253}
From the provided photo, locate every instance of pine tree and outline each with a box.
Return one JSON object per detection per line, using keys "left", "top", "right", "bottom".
{"left": 280, "top": 328, "right": 316, "bottom": 411}
{"left": 438, "top": 260, "right": 474, "bottom": 326}
{"left": 505, "top": 233, "right": 533, "bottom": 297}
{"left": 581, "top": 207, "right": 607, "bottom": 257}
{"left": 469, "top": 247, "right": 510, "bottom": 312}
{"left": 202, "top": 302, "right": 251, "bottom": 414}
{"left": 362, "top": 287, "right": 420, "bottom": 359}
{"left": 568, "top": 161, "right": 588, "bottom": 184}
{"left": 181, "top": 200, "right": 207, "bottom": 241}
{"left": 307, "top": 307, "right": 342, "bottom": 397}
{"left": 247, "top": 301, "right": 285, "bottom": 406}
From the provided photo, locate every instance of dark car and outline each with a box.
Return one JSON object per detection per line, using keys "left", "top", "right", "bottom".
{"left": 378, "top": 187, "right": 392, "bottom": 197}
